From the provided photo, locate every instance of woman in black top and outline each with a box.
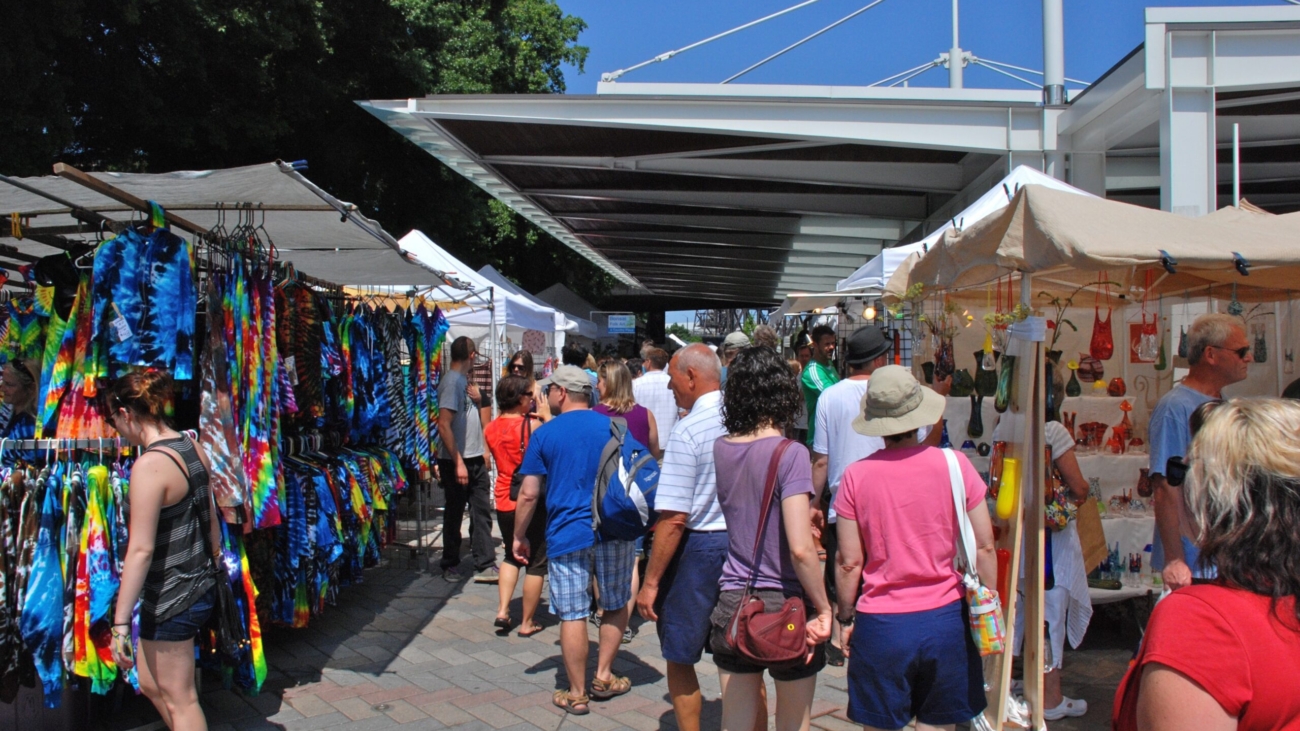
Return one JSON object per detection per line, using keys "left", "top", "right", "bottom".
{"left": 107, "top": 370, "right": 222, "bottom": 731}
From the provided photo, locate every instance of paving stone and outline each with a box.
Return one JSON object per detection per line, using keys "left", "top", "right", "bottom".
{"left": 422, "top": 701, "right": 477, "bottom": 727}
{"left": 328, "top": 695, "right": 381, "bottom": 721}
{"left": 287, "top": 693, "right": 337, "bottom": 718}
{"left": 381, "top": 698, "right": 431, "bottom": 724}
{"left": 466, "top": 703, "right": 529, "bottom": 729}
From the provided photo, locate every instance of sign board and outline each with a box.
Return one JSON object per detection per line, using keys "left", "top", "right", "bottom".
{"left": 607, "top": 314, "right": 637, "bottom": 334}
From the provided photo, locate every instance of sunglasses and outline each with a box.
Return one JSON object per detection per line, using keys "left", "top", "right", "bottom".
{"left": 1211, "top": 344, "right": 1251, "bottom": 360}
{"left": 509, "top": 363, "right": 529, "bottom": 372}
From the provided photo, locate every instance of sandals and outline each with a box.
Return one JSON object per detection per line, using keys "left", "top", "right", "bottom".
{"left": 493, "top": 617, "right": 512, "bottom": 632}
{"left": 553, "top": 690, "right": 590, "bottom": 715}
{"left": 590, "top": 675, "right": 631, "bottom": 700}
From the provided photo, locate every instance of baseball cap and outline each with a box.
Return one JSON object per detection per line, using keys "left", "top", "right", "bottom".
{"left": 722, "top": 331, "right": 751, "bottom": 350}
{"left": 538, "top": 365, "right": 592, "bottom": 393}
{"left": 845, "top": 326, "right": 891, "bottom": 365}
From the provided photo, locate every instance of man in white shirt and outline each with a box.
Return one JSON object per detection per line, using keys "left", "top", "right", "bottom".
{"left": 812, "top": 327, "right": 946, "bottom": 660}
{"left": 634, "top": 344, "right": 727, "bottom": 731}
{"left": 632, "top": 347, "right": 676, "bottom": 451}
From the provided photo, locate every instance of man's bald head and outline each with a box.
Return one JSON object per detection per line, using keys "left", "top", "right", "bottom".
{"left": 668, "top": 343, "right": 722, "bottom": 410}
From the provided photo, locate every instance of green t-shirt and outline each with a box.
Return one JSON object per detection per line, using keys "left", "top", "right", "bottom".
{"left": 801, "top": 360, "right": 841, "bottom": 448}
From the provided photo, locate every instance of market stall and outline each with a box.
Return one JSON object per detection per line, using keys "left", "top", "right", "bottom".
{"left": 0, "top": 163, "right": 465, "bottom": 721}
{"left": 892, "top": 184, "right": 1300, "bottom": 730}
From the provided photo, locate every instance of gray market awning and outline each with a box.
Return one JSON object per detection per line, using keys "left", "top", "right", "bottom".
{"left": 0, "top": 162, "right": 456, "bottom": 287}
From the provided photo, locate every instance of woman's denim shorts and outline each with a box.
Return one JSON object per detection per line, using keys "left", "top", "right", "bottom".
{"left": 139, "top": 585, "right": 217, "bottom": 642}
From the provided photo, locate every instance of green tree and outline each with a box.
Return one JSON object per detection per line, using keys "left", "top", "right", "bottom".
{"left": 0, "top": 0, "right": 612, "bottom": 299}
{"left": 666, "top": 323, "right": 700, "bottom": 344}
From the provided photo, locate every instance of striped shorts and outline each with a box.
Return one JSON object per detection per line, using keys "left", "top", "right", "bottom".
{"left": 548, "top": 540, "right": 637, "bottom": 621}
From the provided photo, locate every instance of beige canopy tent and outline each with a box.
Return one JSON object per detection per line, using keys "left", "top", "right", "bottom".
{"left": 897, "top": 185, "right": 1300, "bottom": 302}
{"left": 888, "top": 184, "right": 1300, "bottom": 729}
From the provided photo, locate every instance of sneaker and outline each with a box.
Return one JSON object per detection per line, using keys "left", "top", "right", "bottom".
{"left": 589, "top": 612, "right": 602, "bottom": 628}
{"left": 473, "top": 565, "right": 500, "bottom": 584}
{"left": 441, "top": 565, "right": 466, "bottom": 582}
{"left": 1042, "top": 697, "right": 1088, "bottom": 720}
{"left": 621, "top": 626, "right": 637, "bottom": 644}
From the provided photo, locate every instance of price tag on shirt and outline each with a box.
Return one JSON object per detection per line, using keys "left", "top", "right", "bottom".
{"left": 284, "top": 356, "right": 298, "bottom": 385}
{"left": 109, "top": 314, "right": 133, "bottom": 343}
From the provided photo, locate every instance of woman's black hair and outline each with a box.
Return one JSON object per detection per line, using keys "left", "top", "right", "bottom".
{"left": 722, "top": 346, "right": 802, "bottom": 435}
{"left": 495, "top": 375, "right": 533, "bottom": 412}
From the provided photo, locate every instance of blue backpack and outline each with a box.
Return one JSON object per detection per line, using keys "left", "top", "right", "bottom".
{"left": 592, "top": 417, "right": 661, "bottom": 541}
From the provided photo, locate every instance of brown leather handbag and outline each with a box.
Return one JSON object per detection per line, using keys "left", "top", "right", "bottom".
{"left": 724, "top": 439, "right": 809, "bottom": 669}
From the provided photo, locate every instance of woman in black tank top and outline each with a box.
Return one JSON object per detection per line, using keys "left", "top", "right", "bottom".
{"left": 106, "top": 370, "right": 222, "bottom": 731}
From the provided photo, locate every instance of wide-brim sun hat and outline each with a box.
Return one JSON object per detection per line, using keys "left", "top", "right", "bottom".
{"left": 852, "top": 364, "right": 947, "bottom": 437}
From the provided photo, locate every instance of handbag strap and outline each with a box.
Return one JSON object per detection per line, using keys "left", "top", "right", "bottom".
{"left": 519, "top": 413, "right": 533, "bottom": 451}
{"left": 942, "top": 448, "right": 980, "bottom": 589}
{"left": 742, "top": 438, "right": 794, "bottom": 595}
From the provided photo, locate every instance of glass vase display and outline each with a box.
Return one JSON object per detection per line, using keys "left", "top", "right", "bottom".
{"left": 967, "top": 393, "right": 984, "bottom": 438}
{"left": 1046, "top": 350, "right": 1064, "bottom": 423}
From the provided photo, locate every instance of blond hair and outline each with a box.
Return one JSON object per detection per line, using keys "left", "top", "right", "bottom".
{"left": 1188, "top": 398, "right": 1300, "bottom": 624}
{"left": 597, "top": 361, "right": 637, "bottom": 414}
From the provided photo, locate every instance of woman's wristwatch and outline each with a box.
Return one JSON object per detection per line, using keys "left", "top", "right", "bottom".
{"left": 837, "top": 614, "right": 855, "bottom": 627}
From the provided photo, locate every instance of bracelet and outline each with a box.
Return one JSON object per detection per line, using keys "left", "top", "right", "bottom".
{"left": 112, "top": 622, "right": 131, "bottom": 628}
{"left": 837, "top": 615, "right": 855, "bottom": 626}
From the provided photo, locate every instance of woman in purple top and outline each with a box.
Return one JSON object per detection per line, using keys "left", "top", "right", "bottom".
{"left": 595, "top": 361, "right": 662, "bottom": 460}
{"left": 710, "top": 346, "right": 832, "bottom": 731}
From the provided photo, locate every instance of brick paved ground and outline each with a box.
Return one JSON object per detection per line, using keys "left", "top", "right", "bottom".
{"left": 101, "top": 515, "right": 1138, "bottom": 731}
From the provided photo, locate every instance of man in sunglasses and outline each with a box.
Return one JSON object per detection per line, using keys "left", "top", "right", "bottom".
{"left": 1149, "top": 313, "right": 1251, "bottom": 590}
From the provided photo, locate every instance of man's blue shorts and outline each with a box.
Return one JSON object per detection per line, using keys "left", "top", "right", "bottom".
{"left": 654, "top": 529, "right": 728, "bottom": 665}
{"left": 846, "top": 600, "right": 986, "bottom": 729}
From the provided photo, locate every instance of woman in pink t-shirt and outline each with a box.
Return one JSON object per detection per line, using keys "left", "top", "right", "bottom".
{"left": 1113, "top": 398, "right": 1300, "bottom": 731}
{"left": 832, "top": 366, "right": 997, "bottom": 731}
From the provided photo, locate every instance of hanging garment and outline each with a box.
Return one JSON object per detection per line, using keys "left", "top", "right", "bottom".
{"left": 1089, "top": 307, "right": 1114, "bottom": 361}
{"left": 19, "top": 466, "right": 66, "bottom": 706}
{"left": 72, "top": 465, "right": 117, "bottom": 695}
{"left": 3, "top": 297, "right": 45, "bottom": 364}
{"left": 136, "top": 229, "right": 196, "bottom": 380}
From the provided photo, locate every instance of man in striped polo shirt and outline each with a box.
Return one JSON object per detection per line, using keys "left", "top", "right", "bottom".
{"left": 635, "top": 344, "right": 727, "bottom": 731}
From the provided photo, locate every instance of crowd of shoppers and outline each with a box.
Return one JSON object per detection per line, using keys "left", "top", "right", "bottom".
{"left": 429, "top": 311, "right": 1298, "bottom": 730}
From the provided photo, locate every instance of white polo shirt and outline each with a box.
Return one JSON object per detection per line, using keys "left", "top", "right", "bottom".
{"left": 633, "top": 368, "right": 677, "bottom": 451}
{"left": 655, "top": 390, "right": 727, "bottom": 531}
{"left": 813, "top": 376, "right": 929, "bottom": 522}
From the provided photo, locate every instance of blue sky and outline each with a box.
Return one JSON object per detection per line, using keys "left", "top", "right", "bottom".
{"left": 553, "top": 0, "right": 1286, "bottom": 325}
{"left": 557, "top": 0, "right": 1283, "bottom": 92}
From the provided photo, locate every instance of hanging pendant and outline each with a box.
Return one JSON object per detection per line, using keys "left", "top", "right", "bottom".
{"left": 1178, "top": 327, "right": 1189, "bottom": 359}
{"left": 1228, "top": 283, "right": 1244, "bottom": 317}
{"left": 1253, "top": 324, "right": 1268, "bottom": 363}
{"left": 1155, "top": 339, "right": 1167, "bottom": 371}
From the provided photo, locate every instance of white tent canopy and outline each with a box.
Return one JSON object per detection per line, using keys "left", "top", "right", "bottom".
{"left": 836, "top": 166, "right": 1097, "bottom": 294}
{"left": 0, "top": 162, "right": 451, "bottom": 286}
{"left": 477, "top": 265, "right": 599, "bottom": 340}
{"left": 395, "top": 231, "right": 563, "bottom": 334}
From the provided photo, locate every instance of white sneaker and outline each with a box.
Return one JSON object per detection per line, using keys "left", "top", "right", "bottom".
{"left": 1043, "top": 697, "right": 1088, "bottom": 720}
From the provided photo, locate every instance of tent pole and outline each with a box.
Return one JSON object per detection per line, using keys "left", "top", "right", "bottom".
{"left": 490, "top": 286, "right": 500, "bottom": 422}
{"left": 1021, "top": 272, "right": 1047, "bottom": 730}
{"left": 52, "top": 163, "right": 209, "bottom": 237}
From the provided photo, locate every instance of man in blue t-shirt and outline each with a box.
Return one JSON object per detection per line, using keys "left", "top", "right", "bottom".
{"left": 514, "top": 365, "right": 635, "bottom": 712}
{"left": 1149, "top": 313, "right": 1250, "bottom": 590}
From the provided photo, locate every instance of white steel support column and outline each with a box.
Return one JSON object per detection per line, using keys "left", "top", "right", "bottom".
{"left": 1160, "top": 87, "right": 1216, "bottom": 216}
{"left": 1159, "top": 30, "right": 1217, "bottom": 216}
{"left": 1042, "top": 0, "right": 1065, "bottom": 106}
{"left": 1069, "top": 152, "right": 1106, "bottom": 196}
{"left": 949, "top": 0, "right": 964, "bottom": 89}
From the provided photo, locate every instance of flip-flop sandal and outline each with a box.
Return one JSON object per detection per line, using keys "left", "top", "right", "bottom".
{"left": 518, "top": 625, "right": 544, "bottom": 638}
{"left": 494, "top": 617, "right": 512, "bottom": 631}
{"left": 590, "top": 675, "right": 631, "bottom": 700}
{"left": 553, "top": 690, "right": 590, "bottom": 715}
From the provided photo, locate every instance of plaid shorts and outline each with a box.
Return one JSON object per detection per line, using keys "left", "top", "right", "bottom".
{"left": 548, "top": 540, "right": 637, "bottom": 621}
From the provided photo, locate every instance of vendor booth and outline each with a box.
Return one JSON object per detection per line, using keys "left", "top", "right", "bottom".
{"left": 0, "top": 163, "right": 472, "bottom": 722}
{"left": 477, "top": 264, "right": 599, "bottom": 346}
{"left": 891, "top": 183, "right": 1300, "bottom": 729}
